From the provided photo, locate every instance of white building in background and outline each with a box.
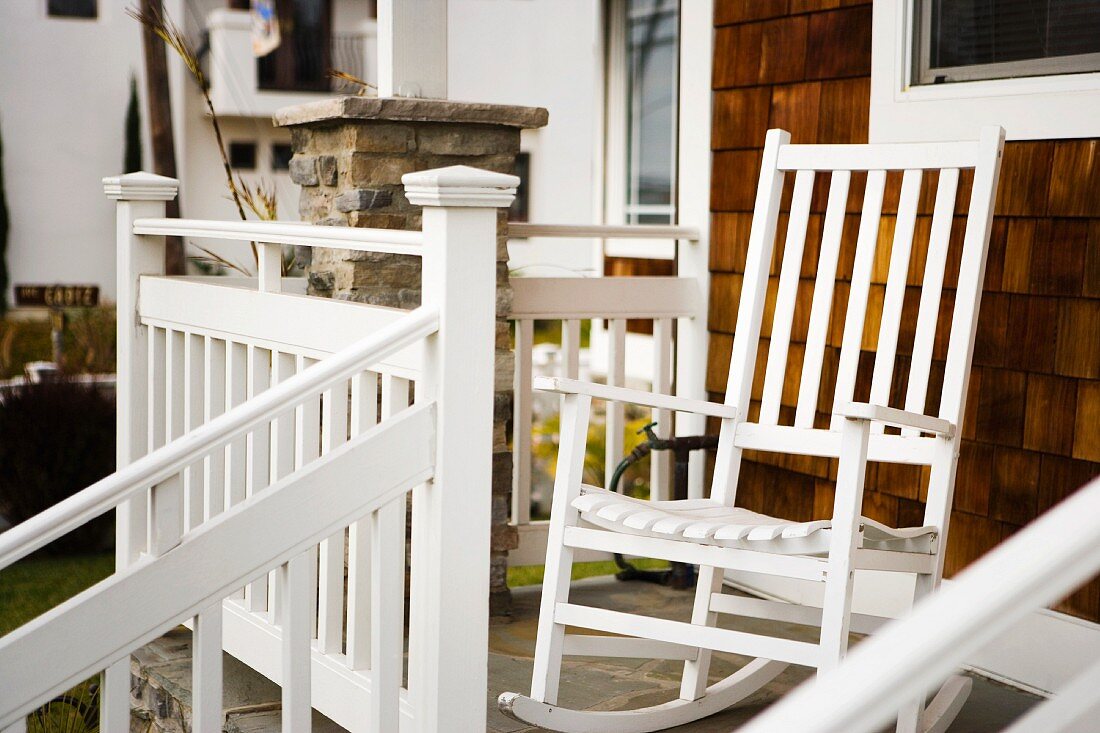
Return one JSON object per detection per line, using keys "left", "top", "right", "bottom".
{"left": 1, "top": 0, "right": 676, "bottom": 303}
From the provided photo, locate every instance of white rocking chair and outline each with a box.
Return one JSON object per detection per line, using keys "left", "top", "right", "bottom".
{"left": 500, "top": 126, "right": 1005, "bottom": 733}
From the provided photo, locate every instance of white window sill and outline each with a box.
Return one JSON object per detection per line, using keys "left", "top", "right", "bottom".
{"left": 870, "top": 2, "right": 1100, "bottom": 143}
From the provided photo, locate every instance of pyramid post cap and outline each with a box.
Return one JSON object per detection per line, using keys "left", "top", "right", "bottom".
{"left": 403, "top": 165, "right": 518, "bottom": 208}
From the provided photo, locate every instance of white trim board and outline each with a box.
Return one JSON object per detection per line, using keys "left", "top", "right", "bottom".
{"left": 869, "top": 1, "right": 1100, "bottom": 142}
{"left": 724, "top": 569, "right": 1100, "bottom": 696}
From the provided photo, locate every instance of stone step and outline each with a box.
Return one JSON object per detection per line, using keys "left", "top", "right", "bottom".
{"left": 130, "top": 627, "right": 346, "bottom": 733}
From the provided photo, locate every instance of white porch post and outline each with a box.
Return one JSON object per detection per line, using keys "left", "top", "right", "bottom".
{"left": 376, "top": 0, "right": 448, "bottom": 99}
{"left": 675, "top": 0, "right": 715, "bottom": 498}
{"left": 101, "top": 172, "right": 178, "bottom": 733}
{"left": 404, "top": 166, "right": 518, "bottom": 731}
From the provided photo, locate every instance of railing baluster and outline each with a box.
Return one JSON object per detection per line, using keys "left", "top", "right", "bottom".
{"left": 651, "top": 318, "right": 673, "bottom": 502}
{"left": 226, "top": 342, "right": 249, "bottom": 507}
{"left": 346, "top": 370, "right": 379, "bottom": 670}
{"left": 225, "top": 341, "right": 248, "bottom": 601}
{"left": 268, "top": 352, "right": 297, "bottom": 620}
{"left": 297, "top": 355, "right": 322, "bottom": 641}
{"left": 513, "top": 318, "right": 534, "bottom": 527}
{"left": 372, "top": 374, "right": 409, "bottom": 729}
{"left": 100, "top": 661, "right": 130, "bottom": 733}
{"left": 192, "top": 603, "right": 223, "bottom": 733}
{"left": 148, "top": 327, "right": 166, "bottom": 452}
{"left": 204, "top": 338, "right": 227, "bottom": 519}
{"left": 184, "top": 333, "right": 206, "bottom": 532}
{"left": 318, "top": 376, "right": 349, "bottom": 655}
{"left": 149, "top": 329, "right": 182, "bottom": 557}
{"left": 258, "top": 242, "right": 282, "bottom": 294}
{"left": 562, "top": 319, "right": 581, "bottom": 379}
{"left": 605, "top": 319, "right": 627, "bottom": 491}
{"left": 280, "top": 552, "right": 312, "bottom": 733}
{"left": 246, "top": 345, "right": 271, "bottom": 613}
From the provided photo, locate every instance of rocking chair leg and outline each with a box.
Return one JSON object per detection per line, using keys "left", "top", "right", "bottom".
{"left": 679, "top": 565, "right": 725, "bottom": 701}
{"left": 896, "top": 573, "right": 936, "bottom": 733}
{"left": 818, "top": 417, "right": 870, "bottom": 675}
{"left": 530, "top": 394, "right": 592, "bottom": 705}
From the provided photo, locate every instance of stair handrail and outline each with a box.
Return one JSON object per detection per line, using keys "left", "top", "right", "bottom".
{"left": 0, "top": 306, "right": 438, "bottom": 570}
{"left": 738, "top": 475, "right": 1100, "bottom": 733}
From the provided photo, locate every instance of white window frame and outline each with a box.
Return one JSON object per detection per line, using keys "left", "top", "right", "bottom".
{"left": 870, "top": 0, "right": 1100, "bottom": 142}
{"left": 602, "top": 0, "right": 679, "bottom": 260}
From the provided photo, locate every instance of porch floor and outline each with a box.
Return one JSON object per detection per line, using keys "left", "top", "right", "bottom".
{"left": 487, "top": 576, "right": 1042, "bottom": 732}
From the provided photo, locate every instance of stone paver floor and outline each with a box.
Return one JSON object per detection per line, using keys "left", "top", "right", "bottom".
{"left": 487, "top": 577, "right": 1041, "bottom": 733}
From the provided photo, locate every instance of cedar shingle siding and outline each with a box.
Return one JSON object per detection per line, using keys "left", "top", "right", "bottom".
{"left": 709, "top": 0, "right": 1100, "bottom": 620}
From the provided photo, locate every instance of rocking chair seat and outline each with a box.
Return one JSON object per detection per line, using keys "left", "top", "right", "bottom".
{"left": 573, "top": 486, "right": 937, "bottom": 556}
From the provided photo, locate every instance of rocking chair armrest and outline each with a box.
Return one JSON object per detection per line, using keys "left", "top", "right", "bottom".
{"left": 534, "top": 376, "right": 739, "bottom": 419}
{"left": 838, "top": 401, "right": 955, "bottom": 437}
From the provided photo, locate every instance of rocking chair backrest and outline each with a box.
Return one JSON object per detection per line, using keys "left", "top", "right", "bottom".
{"left": 714, "top": 128, "right": 1004, "bottom": 526}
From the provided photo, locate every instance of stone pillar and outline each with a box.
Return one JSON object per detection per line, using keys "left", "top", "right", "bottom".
{"left": 275, "top": 97, "right": 547, "bottom": 617}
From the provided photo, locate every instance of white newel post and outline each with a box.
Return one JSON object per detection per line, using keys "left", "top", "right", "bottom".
{"left": 101, "top": 172, "right": 178, "bottom": 733}
{"left": 403, "top": 166, "right": 518, "bottom": 731}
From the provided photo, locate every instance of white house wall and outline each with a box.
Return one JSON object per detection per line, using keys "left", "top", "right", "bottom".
{"left": 0, "top": 1, "right": 184, "bottom": 304}
{"left": 449, "top": 0, "right": 603, "bottom": 278}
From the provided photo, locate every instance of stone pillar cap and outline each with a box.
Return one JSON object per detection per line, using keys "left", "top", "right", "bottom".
{"left": 274, "top": 96, "right": 548, "bottom": 129}
{"left": 403, "top": 165, "right": 518, "bottom": 208}
{"left": 103, "top": 171, "right": 179, "bottom": 201}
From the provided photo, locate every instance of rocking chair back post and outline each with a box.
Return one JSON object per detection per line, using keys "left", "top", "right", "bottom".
{"left": 680, "top": 128, "right": 789, "bottom": 702}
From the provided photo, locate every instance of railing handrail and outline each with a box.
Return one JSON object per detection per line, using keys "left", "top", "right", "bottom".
{"left": 738, "top": 475, "right": 1100, "bottom": 733}
{"left": 132, "top": 217, "right": 424, "bottom": 254}
{"left": 0, "top": 306, "right": 439, "bottom": 570}
{"left": 508, "top": 222, "right": 700, "bottom": 241}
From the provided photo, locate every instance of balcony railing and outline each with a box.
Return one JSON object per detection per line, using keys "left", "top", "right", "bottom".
{"left": 206, "top": 9, "right": 376, "bottom": 117}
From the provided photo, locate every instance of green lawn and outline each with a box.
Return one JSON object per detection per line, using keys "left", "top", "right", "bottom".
{"left": 0, "top": 553, "right": 114, "bottom": 636}
{"left": 508, "top": 558, "right": 669, "bottom": 587}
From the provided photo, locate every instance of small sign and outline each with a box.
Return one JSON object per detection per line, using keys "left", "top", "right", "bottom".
{"left": 14, "top": 284, "right": 100, "bottom": 308}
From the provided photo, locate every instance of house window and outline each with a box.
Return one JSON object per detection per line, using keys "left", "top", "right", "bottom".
{"left": 271, "top": 143, "right": 293, "bottom": 171}
{"left": 914, "top": 0, "right": 1100, "bottom": 84}
{"left": 623, "top": 0, "right": 678, "bottom": 225}
{"left": 47, "top": 0, "right": 96, "bottom": 18}
{"left": 603, "top": 0, "right": 680, "bottom": 259}
{"left": 229, "top": 142, "right": 257, "bottom": 170}
{"left": 258, "top": 0, "right": 333, "bottom": 93}
{"left": 869, "top": 1, "right": 1100, "bottom": 142}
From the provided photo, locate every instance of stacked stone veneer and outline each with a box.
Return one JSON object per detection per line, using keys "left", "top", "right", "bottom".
{"left": 275, "top": 97, "right": 548, "bottom": 616}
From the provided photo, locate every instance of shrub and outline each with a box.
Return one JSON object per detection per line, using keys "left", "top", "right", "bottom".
{"left": 0, "top": 380, "right": 115, "bottom": 555}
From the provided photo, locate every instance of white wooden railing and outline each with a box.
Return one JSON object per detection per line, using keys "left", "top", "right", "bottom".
{"left": 0, "top": 166, "right": 515, "bottom": 733}
{"left": 506, "top": 224, "right": 703, "bottom": 566}
{"left": 740, "top": 475, "right": 1100, "bottom": 733}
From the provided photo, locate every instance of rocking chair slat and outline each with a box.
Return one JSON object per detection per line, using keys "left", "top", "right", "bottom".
{"left": 761, "top": 169, "right": 815, "bottom": 425}
{"left": 563, "top": 526, "right": 827, "bottom": 580}
{"left": 796, "top": 170, "right": 850, "bottom": 429}
{"left": 869, "top": 170, "right": 923, "bottom": 434}
{"left": 831, "top": 169, "right": 886, "bottom": 431}
{"left": 904, "top": 168, "right": 959, "bottom": 435}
